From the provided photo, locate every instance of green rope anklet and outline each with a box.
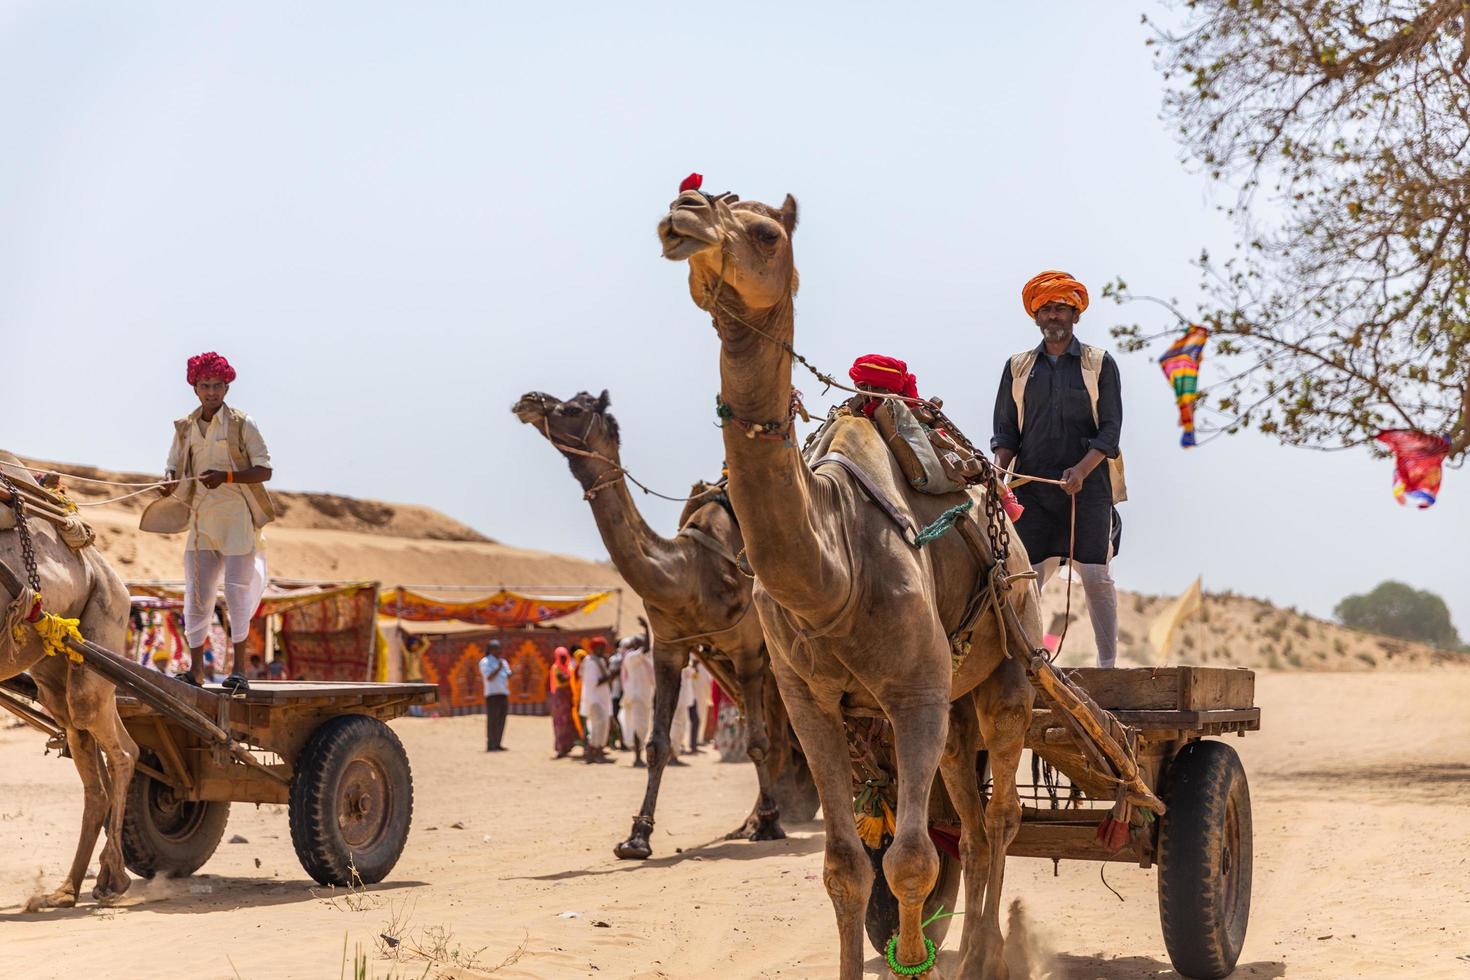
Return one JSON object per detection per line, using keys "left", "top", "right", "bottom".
{"left": 912, "top": 499, "right": 974, "bottom": 548}
{"left": 884, "top": 936, "right": 936, "bottom": 977}
{"left": 882, "top": 905, "right": 962, "bottom": 976}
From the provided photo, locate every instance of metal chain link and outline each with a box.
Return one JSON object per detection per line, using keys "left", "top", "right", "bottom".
{"left": 0, "top": 473, "right": 41, "bottom": 591}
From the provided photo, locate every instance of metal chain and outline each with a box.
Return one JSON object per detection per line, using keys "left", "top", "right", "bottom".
{"left": 0, "top": 474, "right": 41, "bottom": 591}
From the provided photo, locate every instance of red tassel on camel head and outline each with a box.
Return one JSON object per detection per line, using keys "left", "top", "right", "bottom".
{"left": 679, "top": 172, "right": 703, "bottom": 193}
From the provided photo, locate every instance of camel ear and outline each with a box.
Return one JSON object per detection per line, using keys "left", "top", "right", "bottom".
{"left": 597, "top": 390, "right": 611, "bottom": 412}
{"left": 779, "top": 194, "right": 798, "bottom": 236}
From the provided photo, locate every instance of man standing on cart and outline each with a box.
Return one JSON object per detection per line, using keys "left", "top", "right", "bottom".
{"left": 992, "top": 272, "right": 1123, "bottom": 668}
{"left": 160, "top": 352, "right": 275, "bottom": 685}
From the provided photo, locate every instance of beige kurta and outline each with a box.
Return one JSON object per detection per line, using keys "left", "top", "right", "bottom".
{"left": 165, "top": 408, "right": 272, "bottom": 555}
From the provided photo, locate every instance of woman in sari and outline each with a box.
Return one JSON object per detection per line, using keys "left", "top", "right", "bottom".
{"left": 548, "top": 646, "right": 579, "bottom": 758}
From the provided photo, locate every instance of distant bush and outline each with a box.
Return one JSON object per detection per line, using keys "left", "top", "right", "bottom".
{"left": 1336, "top": 581, "right": 1462, "bottom": 649}
{"left": 1292, "top": 620, "right": 1312, "bottom": 639}
{"left": 1355, "top": 651, "right": 1378, "bottom": 667}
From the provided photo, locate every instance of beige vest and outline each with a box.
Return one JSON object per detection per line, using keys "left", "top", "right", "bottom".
{"left": 1009, "top": 345, "right": 1128, "bottom": 504}
{"left": 172, "top": 406, "right": 277, "bottom": 528}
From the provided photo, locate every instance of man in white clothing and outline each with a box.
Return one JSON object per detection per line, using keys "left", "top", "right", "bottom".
{"left": 617, "top": 637, "right": 655, "bottom": 768}
{"left": 579, "top": 640, "right": 616, "bottom": 764}
{"left": 669, "top": 658, "right": 696, "bottom": 763}
{"left": 160, "top": 352, "right": 274, "bottom": 685}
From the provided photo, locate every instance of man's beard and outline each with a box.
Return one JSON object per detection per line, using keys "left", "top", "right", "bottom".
{"left": 1042, "top": 325, "right": 1071, "bottom": 345}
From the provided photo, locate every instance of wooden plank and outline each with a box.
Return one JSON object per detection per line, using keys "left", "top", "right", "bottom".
{"left": 1063, "top": 667, "right": 1256, "bottom": 712}
{"left": 205, "top": 681, "right": 437, "bottom": 706}
{"left": 192, "top": 771, "right": 290, "bottom": 805}
{"left": 1178, "top": 666, "right": 1254, "bottom": 712}
{"left": 1007, "top": 821, "right": 1142, "bottom": 864}
{"left": 1065, "top": 667, "right": 1183, "bottom": 710}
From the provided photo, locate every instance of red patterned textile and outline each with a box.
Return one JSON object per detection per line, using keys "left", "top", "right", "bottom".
{"left": 278, "top": 587, "right": 379, "bottom": 681}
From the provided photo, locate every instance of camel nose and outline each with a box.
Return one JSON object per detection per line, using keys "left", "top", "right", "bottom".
{"left": 671, "top": 189, "right": 710, "bottom": 213}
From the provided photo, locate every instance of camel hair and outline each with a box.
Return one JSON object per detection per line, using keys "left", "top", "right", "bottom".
{"left": 512, "top": 390, "right": 817, "bottom": 860}
{"left": 0, "top": 452, "right": 138, "bottom": 909}
{"left": 657, "top": 186, "right": 1045, "bottom": 980}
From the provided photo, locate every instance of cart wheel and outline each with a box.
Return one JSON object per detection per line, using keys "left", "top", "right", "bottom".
{"left": 1157, "top": 740, "right": 1253, "bottom": 979}
{"left": 120, "top": 752, "right": 230, "bottom": 878}
{"left": 289, "top": 714, "right": 413, "bottom": 886}
{"left": 864, "top": 838, "right": 963, "bottom": 956}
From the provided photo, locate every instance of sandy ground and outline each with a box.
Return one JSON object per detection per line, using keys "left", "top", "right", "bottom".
{"left": 2, "top": 671, "right": 1467, "bottom": 979}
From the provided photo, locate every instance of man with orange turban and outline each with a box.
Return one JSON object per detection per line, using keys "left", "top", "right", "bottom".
{"left": 159, "top": 352, "right": 276, "bottom": 684}
{"left": 992, "top": 272, "right": 1123, "bottom": 667}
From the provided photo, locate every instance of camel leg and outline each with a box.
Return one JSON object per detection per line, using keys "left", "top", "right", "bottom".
{"left": 938, "top": 694, "right": 989, "bottom": 972}
{"left": 776, "top": 676, "right": 872, "bottom": 980}
{"left": 725, "top": 651, "right": 786, "bottom": 842}
{"left": 969, "top": 657, "right": 1032, "bottom": 980}
{"left": 79, "top": 681, "right": 137, "bottom": 900}
{"left": 75, "top": 571, "right": 139, "bottom": 900}
{"left": 614, "top": 645, "right": 687, "bottom": 859}
{"left": 883, "top": 697, "right": 949, "bottom": 974}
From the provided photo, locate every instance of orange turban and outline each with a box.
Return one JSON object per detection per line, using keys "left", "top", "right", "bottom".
{"left": 1022, "top": 271, "right": 1089, "bottom": 316}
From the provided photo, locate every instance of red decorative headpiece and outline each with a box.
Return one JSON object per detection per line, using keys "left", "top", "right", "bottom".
{"left": 849, "top": 354, "right": 920, "bottom": 418}
{"left": 679, "top": 172, "right": 704, "bottom": 193}
{"left": 186, "top": 351, "right": 236, "bottom": 386}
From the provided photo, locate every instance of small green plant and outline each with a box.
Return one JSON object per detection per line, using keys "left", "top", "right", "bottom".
{"left": 1355, "top": 651, "right": 1378, "bottom": 668}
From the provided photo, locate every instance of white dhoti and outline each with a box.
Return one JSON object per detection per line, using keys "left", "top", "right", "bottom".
{"left": 585, "top": 703, "right": 611, "bottom": 749}
{"left": 620, "top": 697, "right": 653, "bottom": 745}
{"left": 184, "top": 549, "right": 267, "bottom": 648}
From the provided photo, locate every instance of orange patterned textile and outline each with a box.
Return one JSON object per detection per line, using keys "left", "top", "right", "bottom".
{"left": 409, "top": 626, "right": 613, "bottom": 716}
{"left": 378, "top": 588, "right": 611, "bottom": 627}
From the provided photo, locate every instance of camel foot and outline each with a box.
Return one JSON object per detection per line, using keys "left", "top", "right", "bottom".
{"left": 614, "top": 838, "right": 652, "bottom": 860}
{"left": 92, "top": 866, "right": 132, "bottom": 902}
{"left": 632, "top": 758, "right": 646, "bottom": 769}
{"left": 25, "top": 887, "right": 78, "bottom": 912}
{"left": 748, "top": 817, "right": 787, "bottom": 842}
{"left": 614, "top": 817, "right": 654, "bottom": 860}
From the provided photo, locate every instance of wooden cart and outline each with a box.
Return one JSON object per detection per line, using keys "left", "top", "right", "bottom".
{"left": 857, "top": 666, "right": 1259, "bottom": 980}
{"left": 3, "top": 673, "right": 435, "bottom": 887}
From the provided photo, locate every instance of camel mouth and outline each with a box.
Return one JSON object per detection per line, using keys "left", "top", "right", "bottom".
{"left": 511, "top": 392, "right": 556, "bottom": 425}
{"left": 659, "top": 208, "right": 722, "bottom": 261}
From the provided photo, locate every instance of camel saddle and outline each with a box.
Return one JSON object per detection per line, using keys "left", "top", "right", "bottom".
{"left": 803, "top": 395, "right": 985, "bottom": 497}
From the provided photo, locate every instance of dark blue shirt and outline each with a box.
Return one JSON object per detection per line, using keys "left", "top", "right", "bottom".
{"left": 991, "top": 338, "right": 1122, "bottom": 486}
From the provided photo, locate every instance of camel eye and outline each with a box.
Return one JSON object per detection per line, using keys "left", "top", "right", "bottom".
{"left": 754, "top": 226, "right": 780, "bottom": 245}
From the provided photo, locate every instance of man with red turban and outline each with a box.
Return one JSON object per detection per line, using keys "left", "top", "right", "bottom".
{"left": 992, "top": 271, "right": 1123, "bottom": 668}
{"left": 159, "top": 353, "right": 276, "bottom": 684}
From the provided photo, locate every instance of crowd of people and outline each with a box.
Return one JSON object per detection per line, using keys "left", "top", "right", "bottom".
{"left": 482, "top": 632, "right": 718, "bottom": 764}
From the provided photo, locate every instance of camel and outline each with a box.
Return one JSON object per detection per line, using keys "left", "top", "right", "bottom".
{"left": 0, "top": 453, "right": 138, "bottom": 908}
{"left": 657, "top": 187, "right": 1044, "bottom": 979}
{"left": 512, "top": 390, "right": 817, "bottom": 859}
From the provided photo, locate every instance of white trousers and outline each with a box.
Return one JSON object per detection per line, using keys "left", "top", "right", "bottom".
{"left": 620, "top": 697, "right": 653, "bottom": 745}
{"left": 184, "top": 549, "right": 267, "bottom": 648}
{"left": 1033, "top": 557, "right": 1118, "bottom": 668}
{"left": 669, "top": 705, "right": 689, "bottom": 754}
{"left": 585, "top": 703, "right": 611, "bottom": 749}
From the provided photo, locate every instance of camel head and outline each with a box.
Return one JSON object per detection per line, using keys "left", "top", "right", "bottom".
{"left": 512, "top": 389, "right": 623, "bottom": 468}
{"left": 658, "top": 186, "right": 799, "bottom": 316}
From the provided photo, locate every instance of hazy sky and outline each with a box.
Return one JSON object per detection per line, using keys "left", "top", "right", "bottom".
{"left": 3, "top": 2, "right": 1466, "bottom": 635}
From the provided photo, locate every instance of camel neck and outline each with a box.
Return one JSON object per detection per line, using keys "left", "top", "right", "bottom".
{"left": 564, "top": 450, "right": 687, "bottom": 603}
{"left": 714, "top": 298, "right": 847, "bottom": 617}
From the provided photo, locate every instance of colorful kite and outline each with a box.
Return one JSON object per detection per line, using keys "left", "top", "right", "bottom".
{"left": 1375, "top": 430, "right": 1451, "bottom": 509}
{"left": 1158, "top": 324, "right": 1209, "bottom": 447}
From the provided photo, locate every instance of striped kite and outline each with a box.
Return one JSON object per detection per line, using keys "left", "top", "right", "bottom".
{"left": 1375, "top": 430, "right": 1450, "bottom": 509}
{"left": 1158, "top": 324, "right": 1209, "bottom": 447}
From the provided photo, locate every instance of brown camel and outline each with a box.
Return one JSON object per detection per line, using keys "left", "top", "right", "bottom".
{"left": 0, "top": 453, "right": 138, "bottom": 908}
{"left": 512, "top": 390, "right": 817, "bottom": 859}
{"left": 657, "top": 188, "right": 1045, "bottom": 978}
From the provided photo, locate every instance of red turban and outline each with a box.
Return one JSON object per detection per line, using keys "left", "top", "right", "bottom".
{"left": 849, "top": 354, "right": 918, "bottom": 399}
{"left": 1022, "top": 271, "right": 1089, "bottom": 316}
{"left": 849, "top": 354, "right": 919, "bottom": 418}
{"left": 186, "top": 352, "right": 236, "bottom": 386}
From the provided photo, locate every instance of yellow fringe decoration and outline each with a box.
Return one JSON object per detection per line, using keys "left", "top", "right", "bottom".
{"left": 33, "top": 611, "right": 86, "bottom": 664}
{"left": 854, "top": 800, "right": 897, "bottom": 849}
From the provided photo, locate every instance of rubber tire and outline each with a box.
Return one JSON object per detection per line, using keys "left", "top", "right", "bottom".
{"left": 864, "top": 839, "right": 963, "bottom": 956}
{"left": 120, "top": 752, "right": 230, "bottom": 878}
{"left": 1157, "top": 740, "right": 1253, "bottom": 980}
{"left": 288, "top": 714, "right": 413, "bottom": 886}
